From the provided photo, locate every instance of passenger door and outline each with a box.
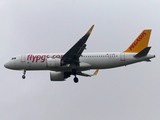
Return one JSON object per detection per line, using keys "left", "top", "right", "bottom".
{"left": 120, "top": 53, "right": 125, "bottom": 61}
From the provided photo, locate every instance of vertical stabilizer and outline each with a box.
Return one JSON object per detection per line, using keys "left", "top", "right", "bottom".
{"left": 124, "top": 29, "right": 151, "bottom": 53}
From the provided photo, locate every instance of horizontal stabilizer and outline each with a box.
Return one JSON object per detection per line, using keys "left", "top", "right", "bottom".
{"left": 144, "top": 59, "right": 151, "bottom": 62}
{"left": 134, "top": 47, "right": 151, "bottom": 58}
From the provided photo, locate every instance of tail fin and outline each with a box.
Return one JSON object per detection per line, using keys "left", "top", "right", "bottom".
{"left": 124, "top": 29, "right": 151, "bottom": 53}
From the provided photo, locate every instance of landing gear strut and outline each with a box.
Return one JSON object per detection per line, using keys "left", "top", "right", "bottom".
{"left": 22, "top": 70, "right": 26, "bottom": 79}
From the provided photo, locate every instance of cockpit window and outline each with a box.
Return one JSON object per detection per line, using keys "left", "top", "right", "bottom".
{"left": 11, "top": 57, "right": 16, "bottom": 60}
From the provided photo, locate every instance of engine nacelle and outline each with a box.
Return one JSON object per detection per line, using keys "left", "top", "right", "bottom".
{"left": 50, "top": 71, "right": 65, "bottom": 81}
{"left": 46, "top": 58, "right": 61, "bottom": 67}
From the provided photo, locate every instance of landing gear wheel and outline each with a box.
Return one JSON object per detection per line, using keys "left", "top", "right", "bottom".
{"left": 22, "top": 75, "right": 26, "bottom": 79}
{"left": 74, "top": 77, "right": 79, "bottom": 83}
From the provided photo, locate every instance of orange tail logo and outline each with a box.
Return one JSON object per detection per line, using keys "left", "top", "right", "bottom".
{"left": 124, "top": 29, "right": 151, "bottom": 53}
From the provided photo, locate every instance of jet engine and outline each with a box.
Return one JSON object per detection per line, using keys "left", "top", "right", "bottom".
{"left": 46, "top": 58, "right": 61, "bottom": 67}
{"left": 50, "top": 71, "right": 65, "bottom": 81}
{"left": 50, "top": 71, "right": 71, "bottom": 81}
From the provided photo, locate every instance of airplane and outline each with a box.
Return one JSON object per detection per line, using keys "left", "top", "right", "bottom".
{"left": 4, "top": 25, "right": 155, "bottom": 83}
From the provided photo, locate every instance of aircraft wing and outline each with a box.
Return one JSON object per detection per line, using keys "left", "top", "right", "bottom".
{"left": 61, "top": 25, "right": 94, "bottom": 66}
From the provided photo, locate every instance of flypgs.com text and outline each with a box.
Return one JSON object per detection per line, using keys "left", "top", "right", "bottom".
{"left": 27, "top": 54, "right": 63, "bottom": 62}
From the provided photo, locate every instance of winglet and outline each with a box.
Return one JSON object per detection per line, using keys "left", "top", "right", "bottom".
{"left": 76, "top": 69, "right": 99, "bottom": 77}
{"left": 87, "top": 25, "right": 94, "bottom": 35}
{"left": 124, "top": 29, "right": 151, "bottom": 53}
{"left": 93, "top": 69, "right": 99, "bottom": 76}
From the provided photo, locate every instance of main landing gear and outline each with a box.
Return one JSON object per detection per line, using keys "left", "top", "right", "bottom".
{"left": 72, "top": 69, "right": 79, "bottom": 83}
{"left": 74, "top": 76, "right": 78, "bottom": 83}
{"left": 22, "top": 70, "right": 26, "bottom": 79}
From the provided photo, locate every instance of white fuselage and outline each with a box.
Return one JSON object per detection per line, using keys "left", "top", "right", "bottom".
{"left": 5, "top": 52, "right": 155, "bottom": 72}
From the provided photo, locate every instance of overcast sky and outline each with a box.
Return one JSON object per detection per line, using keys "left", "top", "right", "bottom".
{"left": 1, "top": 0, "right": 160, "bottom": 120}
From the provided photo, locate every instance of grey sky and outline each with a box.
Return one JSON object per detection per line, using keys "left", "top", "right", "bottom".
{"left": 1, "top": 0, "right": 160, "bottom": 120}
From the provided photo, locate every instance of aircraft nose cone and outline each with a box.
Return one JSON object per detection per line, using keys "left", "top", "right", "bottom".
{"left": 4, "top": 61, "right": 16, "bottom": 70}
{"left": 4, "top": 62, "right": 10, "bottom": 69}
{"left": 4, "top": 62, "right": 15, "bottom": 69}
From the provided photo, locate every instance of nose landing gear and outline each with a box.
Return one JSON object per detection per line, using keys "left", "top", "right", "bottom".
{"left": 22, "top": 70, "right": 26, "bottom": 79}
